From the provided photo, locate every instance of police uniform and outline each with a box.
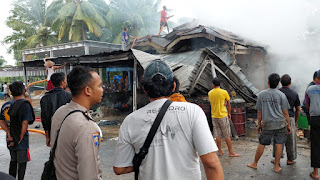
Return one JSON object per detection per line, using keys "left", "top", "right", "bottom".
{"left": 51, "top": 101, "right": 102, "bottom": 180}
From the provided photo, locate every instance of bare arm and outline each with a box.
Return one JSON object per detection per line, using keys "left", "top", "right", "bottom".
{"left": 113, "top": 166, "right": 134, "bottom": 175}
{"left": 200, "top": 152, "right": 224, "bottom": 180}
{"left": 226, "top": 100, "right": 231, "bottom": 119}
{"left": 45, "top": 130, "right": 50, "bottom": 147}
{"left": 19, "top": 121, "right": 28, "bottom": 143}
{"left": 0, "top": 120, "right": 10, "bottom": 134}
{"left": 282, "top": 110, "right": 291, "bottom": 134}
{"left": 122, "top": 36, "right": 126, "bottom": 44}
{"left": 294, "top": 106, "right": 301, "bottom": 127}
{"left": 257, "top": 110, "right": 262, "bottom": 134}
{"left": 53, "top": 62, "right": 67, "bottom": 71}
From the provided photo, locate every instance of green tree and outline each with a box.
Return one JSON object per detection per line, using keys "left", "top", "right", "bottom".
{"left": 52, "top": 0, "right": 109, "bottom": 42}
{"left": 0, "top": 56, "right": 7, "bottom": 67}
{"left": 106, "top": 0, "right": 162, "bottom": 43}
{"left": 4, "top": 0, "right": 58, "bottom": 61}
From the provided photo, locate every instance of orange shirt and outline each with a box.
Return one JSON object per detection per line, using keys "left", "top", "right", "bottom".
{"left": 169, "top": 93, "right": 187, "bottom": 102}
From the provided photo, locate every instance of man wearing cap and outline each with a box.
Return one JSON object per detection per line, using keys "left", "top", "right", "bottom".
{"left": 50, "top": 66, "right": 103, "bottom": 179}
{"left": 113, "top": 60, "right": 224, "bottom": 179}
{"left": 305, "top": 69, "right": 320, "bottom": 180}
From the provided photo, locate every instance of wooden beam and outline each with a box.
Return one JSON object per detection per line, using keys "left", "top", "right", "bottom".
{"left": 133, "top": 59, "right": 137, "bottom": 111}
{"left": 188, "top": 60, "right": 210, "bottom": 96}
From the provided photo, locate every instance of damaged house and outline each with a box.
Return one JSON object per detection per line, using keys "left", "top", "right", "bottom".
{"left": 21, "top": 21, "right": 267, "bottom": 126}
{"left": 131, "top": 20, "right": 267, "bottom": 103}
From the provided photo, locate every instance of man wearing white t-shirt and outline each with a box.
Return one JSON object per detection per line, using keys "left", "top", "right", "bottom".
{"left": 113, "top": 60, "right": 224, "bottom": 180}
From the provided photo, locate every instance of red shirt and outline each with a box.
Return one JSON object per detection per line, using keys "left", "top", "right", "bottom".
{"left": 160, "top": 10, "right": 167, "bottom": 22}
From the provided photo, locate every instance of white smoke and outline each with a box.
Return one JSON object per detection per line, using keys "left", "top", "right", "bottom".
{"left": 164, "top": 0, "right": 320, "bottom": 97}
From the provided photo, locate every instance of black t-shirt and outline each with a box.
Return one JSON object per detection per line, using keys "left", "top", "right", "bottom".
{"left": 0, "top": 100, "right": 33, "bottom": 149}
{"left": 279, "top": 87, "right": 301, "bottom": 117}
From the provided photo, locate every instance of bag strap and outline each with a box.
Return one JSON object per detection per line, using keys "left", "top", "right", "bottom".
{"left": 142, "top": 99, "right": 172, "bottom": 150}
{"left": 134, "top": 99, "right": 172, "bottom": 179}
{"left": 49, "top": 110, "right": 85, "bottom": 160}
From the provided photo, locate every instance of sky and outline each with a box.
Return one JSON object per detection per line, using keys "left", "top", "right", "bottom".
{"left": 0, "top": 0, "right": 320, "bottom": 88}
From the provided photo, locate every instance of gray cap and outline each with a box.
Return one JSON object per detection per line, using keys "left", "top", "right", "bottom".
{"left": 143, "top": 60, "right": 173, "bottom": 82}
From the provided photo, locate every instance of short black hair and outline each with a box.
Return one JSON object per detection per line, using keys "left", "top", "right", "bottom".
{"left": 9, "top": 81, "right": 25, "bottom": 97}
{"left": 313, "top": 71, "right": 318, "bottom": 80}
{"left": 163, "top": 6, "right": 166, "bottom": 9}
{"left": 172, "top": 76, "right": 180, "bottom": 93}
{"left": 51, "top": 72, "right": 65, "bottom": 87}
{"left": 212, "top": 78, "right": 221, "bottom": 86}
{"left": 67, "top": 66, "right": 95, "bottom": 96}
{"left": 268, "top": 73, "right": 280, "bottom": 89}
{"left": 123, "top": 27, "right": 127, "bottom": 31}
{"left": 142, "top": 74, "right": 174, "bottom": 98}
{"left": 4, "top": 82, "right": 7, "bottom": 84}
{"left": 280, "top": 74, "right": 291, "bottom": 86}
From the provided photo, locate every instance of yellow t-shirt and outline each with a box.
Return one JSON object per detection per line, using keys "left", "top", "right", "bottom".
{"left": 208, "top": 88, "right": 230, "bottom": 118}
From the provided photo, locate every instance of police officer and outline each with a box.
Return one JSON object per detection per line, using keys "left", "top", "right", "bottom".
{"left": 50, "top": 66, "right": 103, "bottom": 180}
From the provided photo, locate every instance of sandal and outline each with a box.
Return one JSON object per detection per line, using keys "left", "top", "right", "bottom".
{"left": 310, "top": 172, "right": 319, "bottom": 180}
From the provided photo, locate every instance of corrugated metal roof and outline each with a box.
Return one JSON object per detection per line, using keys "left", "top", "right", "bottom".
{"left": 132, "top": 20, "right": 265, "bottom": 52}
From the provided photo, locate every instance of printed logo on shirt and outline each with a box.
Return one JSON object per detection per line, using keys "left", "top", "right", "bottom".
{"left": 93, "top": 132, "right": 100, "bottom": 147}
{"left": 147, "top": 105, "right": 186, "bottom": 114}
{"left": 310, "top": 90, "right": 320, "bottom": 94}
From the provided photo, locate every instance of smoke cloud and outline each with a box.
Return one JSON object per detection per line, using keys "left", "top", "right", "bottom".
{"left": 164, "top": 0, "right": 320, "bottom": 97}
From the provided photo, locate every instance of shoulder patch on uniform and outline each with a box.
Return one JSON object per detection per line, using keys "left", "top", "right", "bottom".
{"left": 93, "top": 132, "right": 100, "bottom": 147}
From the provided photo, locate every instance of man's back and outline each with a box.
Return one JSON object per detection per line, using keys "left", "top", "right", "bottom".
{"left": 306, "top": 84, "right": 320, "bottom": 116}
{"left": 40, "top": 87, "right": 71, "bottom": 133}
{"left": 256, "top": 89, "right": 290, "bottom": 130}
{"left": 114, "top": 99, "right": 217, "bottom": 179}
{"left": 279, "top": 87, "right": 300, "bottom": 117}
{"left": 208, "top": 88, "right": 230, "bottom": 118}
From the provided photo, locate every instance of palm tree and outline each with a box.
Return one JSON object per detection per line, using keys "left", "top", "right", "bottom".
{"left": 4, "top": 0, "right": 58, "bottom": 61}
{"left": 52, "top": 0, "right": 109, "bottom": 42}
{"left": 106, "top": 0, "right": 162, "bottom": 44}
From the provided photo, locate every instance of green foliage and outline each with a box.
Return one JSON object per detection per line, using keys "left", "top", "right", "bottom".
{"left": 107, "top": 0, "right": 162, "bottom": 44}
{"left": 4, "top": 0, "right": 57, "bottom": 62}
{"left": 52, "top": 0, "right": 109, "bottom": 41}
{"left": 0, "top": 56, "right": 7, "bottom": 67}
{"left": 4, "top": 0, "right": 185, "bottom": 64}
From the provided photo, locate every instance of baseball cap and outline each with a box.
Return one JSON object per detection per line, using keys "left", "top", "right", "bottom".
{"left": 143, "top": 60, "right": 173, "bottom": 82}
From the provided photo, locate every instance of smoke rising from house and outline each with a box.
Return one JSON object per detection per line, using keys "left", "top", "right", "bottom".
{"left": 166, "top": 0, "right": 320, "bottom": 97}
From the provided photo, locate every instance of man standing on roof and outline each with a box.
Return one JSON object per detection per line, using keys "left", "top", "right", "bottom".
{"left": 159, "top": 6, "right": 170, "bottom": 34}
{"left": 122, "top": 27, "right": 135, "bottom": 51}
{"left": 43, "top": 57, "right": 67, "bottom": 91}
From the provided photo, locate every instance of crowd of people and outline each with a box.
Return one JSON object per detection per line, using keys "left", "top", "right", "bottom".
{"left": 0, "top": 60, "right": 319, "bottom": 180}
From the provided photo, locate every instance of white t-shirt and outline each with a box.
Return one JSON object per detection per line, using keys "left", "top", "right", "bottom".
{"left": 3, "top": 84, "right": 8, "bottom": 93}
{"left": 47, "top": 67, "right": 54, "bottom": 81}
{"left": 113, "top": 99, "right": 218, "bottom": 180}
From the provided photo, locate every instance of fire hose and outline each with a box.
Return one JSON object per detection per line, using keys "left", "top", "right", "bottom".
{"left": 0, "top": 127, "right": 45, "bottom": 136}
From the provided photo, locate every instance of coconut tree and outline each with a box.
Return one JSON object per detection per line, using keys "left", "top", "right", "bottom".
{"left": 106, "top": 0, "right": 162, "bottom": 44}
{"left": 51, "top": 0, "right": 109, "bottom": 42}
{"left": 4, "top": 0, "right": 58, "bottom": 61}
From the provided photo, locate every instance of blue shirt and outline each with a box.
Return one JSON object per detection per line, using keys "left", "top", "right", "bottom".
{"left": 0, "top": 100, "right": 34, "bottom": 149}
{"left": 122, "top": 31, "right": 129, "bottom": 43}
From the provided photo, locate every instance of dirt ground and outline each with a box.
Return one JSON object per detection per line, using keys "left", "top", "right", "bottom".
{"left": 0, "top": 99, "right": 315, "bottom": 180}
